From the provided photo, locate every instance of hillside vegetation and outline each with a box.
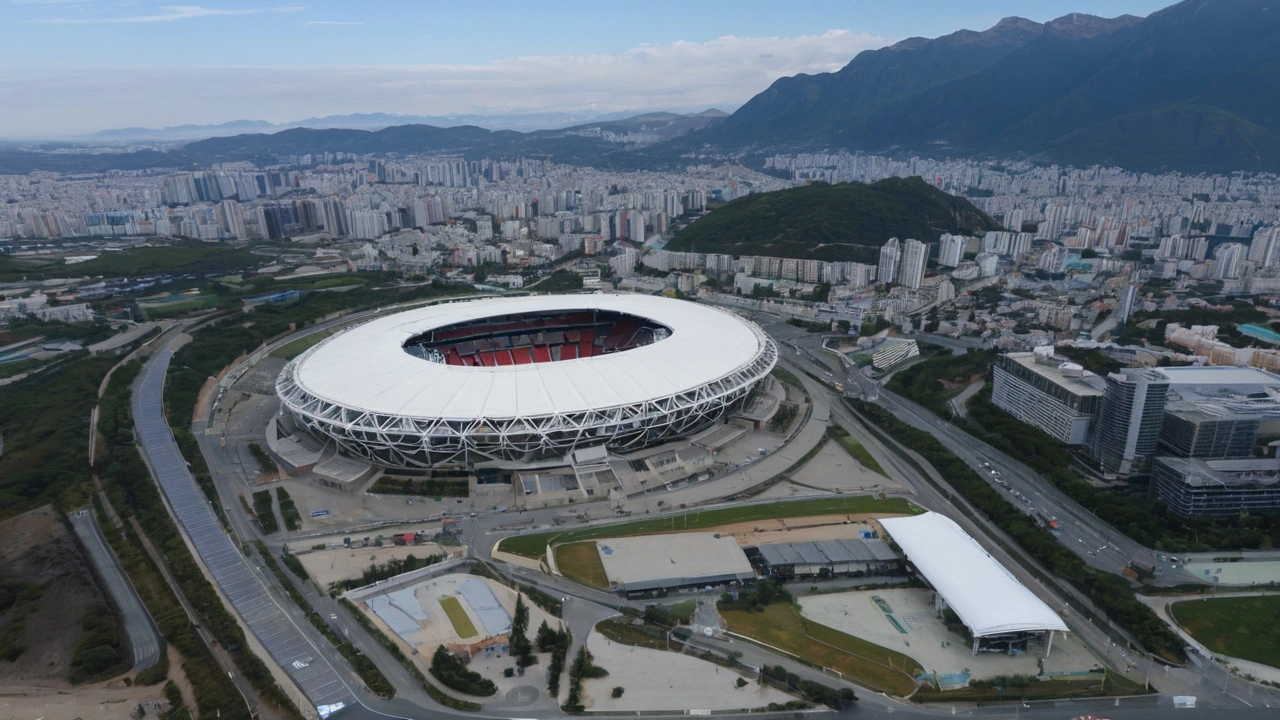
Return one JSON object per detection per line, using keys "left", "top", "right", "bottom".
{"left": 664, "top": 177, "right": 1000, "bottom": 263}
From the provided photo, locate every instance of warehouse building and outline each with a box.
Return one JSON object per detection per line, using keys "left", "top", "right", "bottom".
{"left": 747, "top": 537, "right": 901, "bottom": 580}
{"left": 593, "top": 532, "right": 755, "bottom": 594}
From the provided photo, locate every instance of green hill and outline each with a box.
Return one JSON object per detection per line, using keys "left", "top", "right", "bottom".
{"left": 665, "top": 177, "right": 1000, "bottom": 264}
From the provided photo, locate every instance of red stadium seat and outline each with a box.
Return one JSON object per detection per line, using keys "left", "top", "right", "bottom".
{"left": 532, "top": 345, "right": 552, "bottom": 363}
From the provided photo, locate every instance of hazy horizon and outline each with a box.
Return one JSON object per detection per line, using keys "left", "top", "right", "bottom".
{"left": 0, "top": 0, "right": 1172, "bottom": 138}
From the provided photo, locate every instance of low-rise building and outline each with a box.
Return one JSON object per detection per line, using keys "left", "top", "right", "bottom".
{"left": 1151, "top": 456, "right": 1280, "bottom": 517}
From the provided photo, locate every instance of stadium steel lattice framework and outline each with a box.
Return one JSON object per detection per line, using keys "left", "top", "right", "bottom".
{"left": 277, "top": 294, "right": 778, "bottom": 468}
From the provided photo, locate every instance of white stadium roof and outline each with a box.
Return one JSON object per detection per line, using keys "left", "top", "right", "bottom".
{"left": 291, "top": 294, "right": 769, "bottom": 420}
{"left": 879, "top": 513, "right": 1068, "bottom": 638}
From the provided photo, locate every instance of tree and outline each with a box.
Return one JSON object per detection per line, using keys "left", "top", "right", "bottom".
{"left": 510, "top": 594, "right": 535, "bottom": 666}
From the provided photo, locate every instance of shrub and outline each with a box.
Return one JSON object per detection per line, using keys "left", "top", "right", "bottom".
{"left": 430, "top": 645, "right": 497, "bottom": 697}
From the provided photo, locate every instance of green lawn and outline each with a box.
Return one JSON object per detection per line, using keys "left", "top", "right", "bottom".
{"left": 555, "top": 541, "right": 610, "bottom": 590}
{"left": 595, "top": 619, "right": 670, "bottom": 650}
{"left": 721, "top": 603, "right": 921, "bottom": 697}
{"left": 665, "top": 600, "right": 696, "bottom": 624}
{"left": 66, "top": 245, "right": 261, "bottom": 278}
{"left": 497, "top": 495, "right": 921, "bottom": 559}
{"left": 138, "top": 295, "right": 217, "bottom": 319}
{"left": 439, "top": 596, "right": 478, "bottom": 639}
{"left": 914, "top": 672, "right": 1147, "bottom": 703}
{"left": 270, "top": 330, "right": 334, "bottom": 360}
{"left": 832, "top": 428, "right": 886, "bottom": 475}
{"left": 1171, "top": 596, "right": 1280, "bottom": 669}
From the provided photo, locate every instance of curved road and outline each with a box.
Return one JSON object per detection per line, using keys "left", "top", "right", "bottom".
{"left": 156, "top": 302, "right": 1280, "bottom": 720}
{"left": 69, "top": 507, "right": 163, "bottom": 672}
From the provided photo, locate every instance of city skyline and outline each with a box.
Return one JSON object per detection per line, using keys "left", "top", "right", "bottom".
{"left": 0, "top": 0, "right": 1172, "bottom": 138}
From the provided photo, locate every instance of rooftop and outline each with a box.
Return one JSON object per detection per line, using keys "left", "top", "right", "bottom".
{"left": 1005, "top": 352, "right": 1105, "bottom": 396}
{"left": 595, "top": 532, "right": 755, "bottom": 590}
{"left": 1155, "top": 456, "right": 1280, "bottom": 488}
{"left": 289, "top": 294, "right": 772, "bottom": 419}
{"left": 1153, "top": 365, "right": 1280, "bottom": 389}
{"left": 880, "top": 513, "right": 1068, "bottom": 638}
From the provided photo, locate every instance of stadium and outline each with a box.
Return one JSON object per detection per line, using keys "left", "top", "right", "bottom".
{"left": 276, "top": 294, "right": 778, "bottom": 468}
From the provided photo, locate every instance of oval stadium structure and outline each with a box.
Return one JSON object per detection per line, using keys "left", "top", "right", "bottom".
{"left": 276, "top": 294, "right": 778, "bottom": 468}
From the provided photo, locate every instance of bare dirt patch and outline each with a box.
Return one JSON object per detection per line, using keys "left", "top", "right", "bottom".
{"left": 708, "top": 513, "right": 906, "bottom": 546}
{"left": 0, "top": 679, "right": 169, "bottom": 720}
{"left": 296, "top": 542, "right": 454, "bottom": 589}
{"left": 0, "top": 505, "right": 119, "bottom": 686}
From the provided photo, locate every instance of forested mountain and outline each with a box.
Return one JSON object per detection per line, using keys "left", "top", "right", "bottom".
{"left": 698, "top": 0, "right": 1280, "bottom": 174}
{"left": 664, "top": 177, "right": 1000, "bottom": 264}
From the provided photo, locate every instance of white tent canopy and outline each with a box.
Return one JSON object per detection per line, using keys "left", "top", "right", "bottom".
{"left": 880, "top": 512, "right": 1068, "bottom": 638}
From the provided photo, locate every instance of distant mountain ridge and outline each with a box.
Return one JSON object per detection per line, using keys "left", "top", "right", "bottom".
{"left": 663, "top": 177, "right": 1001, "bottom": 264}
{"left": 696, "top": 0, "right": 1280, "bottom": 174}
{"left": 83, "top": 108, "right": 730, "bottom": 143}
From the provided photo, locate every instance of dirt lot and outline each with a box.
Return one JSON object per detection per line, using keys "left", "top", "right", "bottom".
{"left": 0, "top": 505, "right": 120, "bottom": 686}
{"left": 0, "top": 680, "right": 168, "bottom": 720}
{"left": 296, "top": 542, "right": 455, "bottom": 589}
{"left": 708, "top": 513, "right": 904, "bottom": 547}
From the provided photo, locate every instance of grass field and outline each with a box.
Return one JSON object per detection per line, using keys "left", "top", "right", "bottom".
{"left": 666, "top": 600, "right": 696, "bottom": 624}
{"left": 832, "top": 428, "right": 886, "bottom": 475}
{"left": 595, "top": 618, "right": 670, "bottom": 650}
{"left": 1171, "top": 596, "right": 1280, "bottom": 669}
{"left": 498, "top": 495, "right": 921, "bottom": 559}
{"left": 439, "top": 596, "right": 478, "bottom": 639}
{"left": 555, "top": 541, "right": 610, "bottom": 590}
{"left": 270, "top": 330, "right": 333, "bottom": 359}
{"left": 721, "top": 603, "right": 922, "bottom": 697}
{"left": 138, "top": 295, "right": 218, "bottom": 319}
{"left": 56, "top": 245, "right": 260, "bottom": 278}
{"left": 913, "top": 672, "right": 1146, "bottom": 703}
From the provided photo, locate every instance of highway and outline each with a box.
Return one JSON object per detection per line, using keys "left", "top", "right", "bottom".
{"left": 140, "top": 302, "right": 1280, "bottom": 719}
{"left": 768, "top": 318, "right": 1160, "bottom": 579}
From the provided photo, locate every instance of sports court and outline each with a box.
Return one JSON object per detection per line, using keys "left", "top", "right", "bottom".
{"left": 363, "top": 574, "right": 515, "bottom": 649}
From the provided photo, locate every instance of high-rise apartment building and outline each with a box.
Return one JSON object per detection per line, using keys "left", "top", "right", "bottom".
{"left": 1089, "top": 369, "right": 1170, "bottom": 475}
{"left": 938, "top": 233, "right": 965, "bottom": 267}
{"left": 898, "top": 238, "right": 928, "bottom": 289}
{"left": 878, "top": 238, "right": 900, "bottom": 286}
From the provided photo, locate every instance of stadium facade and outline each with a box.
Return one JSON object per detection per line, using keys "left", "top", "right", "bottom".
{"left": 277, "top": 294, "right": 777, "bottom": 468}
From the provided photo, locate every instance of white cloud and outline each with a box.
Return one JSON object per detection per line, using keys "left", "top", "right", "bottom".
{"left": 38, "top": 4, "right": 303, "bottom": 24}
{"left": 0, "top": 30, "right": 890, "bottom": 136}
{"left": 305, "top": 20, "right": 364, "bottom": 26}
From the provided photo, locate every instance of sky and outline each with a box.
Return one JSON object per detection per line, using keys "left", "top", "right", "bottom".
{"left": 0, "top": 0, "right": 1177, "bottom": 138}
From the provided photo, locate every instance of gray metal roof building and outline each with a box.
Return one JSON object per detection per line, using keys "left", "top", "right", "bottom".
{"left": 751, "top": 538, "right": 900, "bottom": 579}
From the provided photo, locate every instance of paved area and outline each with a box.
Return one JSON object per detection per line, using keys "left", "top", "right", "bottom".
{"left": 1177, "top": 560, "right": 1280, "bottom": 586}
{"left": 790, "top": 439, "right": 900, "bottom": 493}
{"left": 799, "top": 588, "right": 1101, "bottom": 680}
{"left": 68, "top": 508, "right": 163, "bottom": 672}
{"left": 582, "top": 630, "right": 791, "bottom": 711}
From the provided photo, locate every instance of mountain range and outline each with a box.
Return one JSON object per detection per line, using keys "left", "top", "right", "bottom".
{"left": 699, "top": 0, "right": 1280, "bottom": 173}
{"left": 6, "top": 0, "right": 1280, "bottom": 175}
{"left": 86, "top": 109, "right": 726, "bottom": 142}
